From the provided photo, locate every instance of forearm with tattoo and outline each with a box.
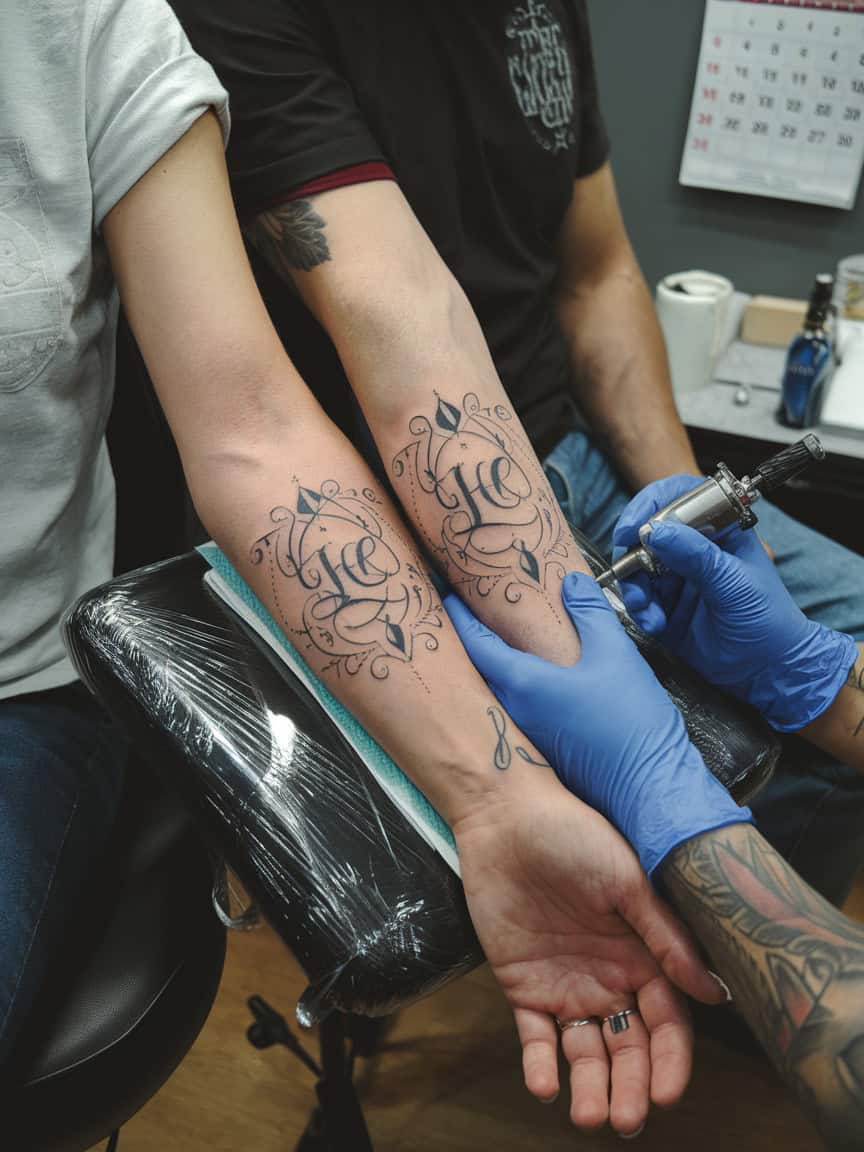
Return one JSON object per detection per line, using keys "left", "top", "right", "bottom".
{"left": 239, "top": 456, "right": 553, "bottom": 825}
{"left": 391, "top": 391, "right": 587, "bottom": 663}
{"left": 663, "top": 824, "right": 864, "bottom": 1149}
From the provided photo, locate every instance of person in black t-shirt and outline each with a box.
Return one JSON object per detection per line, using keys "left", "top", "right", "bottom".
{"left": 172, "top": 0, "right": 864, "bottom": 917}
{"left": 169, "top": 0, "right": 864, "bottom": 1125}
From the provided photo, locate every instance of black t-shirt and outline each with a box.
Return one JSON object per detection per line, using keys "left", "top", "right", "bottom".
{"left": 173, "top": 0, "right": 609, "bottom": 457}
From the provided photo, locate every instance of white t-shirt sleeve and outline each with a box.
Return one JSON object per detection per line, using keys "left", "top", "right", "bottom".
{"left": 86, "top": 0, "right": 230, "bottom": 228}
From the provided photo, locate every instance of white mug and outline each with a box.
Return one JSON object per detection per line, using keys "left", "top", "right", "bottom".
{"left": 656, "top": 271, "right": 734, "bottom": 397}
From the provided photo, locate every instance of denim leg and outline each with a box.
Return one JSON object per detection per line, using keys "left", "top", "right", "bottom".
{"left": 0, "top": 682, "right": 126, "bottom": 1071}
{"left": 543, "top": 429, "right": 864, "bottom": 906}
{"left": 748, "top": 502, "right": 864, "bottom": 907}
{"left": 543, "top": 429, "right": 631, "bottom": 558}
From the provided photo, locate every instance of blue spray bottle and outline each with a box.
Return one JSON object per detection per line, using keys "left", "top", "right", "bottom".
{"left": 780, "top": 273, "right": 835, "bottom": 429}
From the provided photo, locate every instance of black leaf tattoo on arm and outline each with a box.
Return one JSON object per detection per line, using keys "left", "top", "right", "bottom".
{"left": 248, "top": 199, "right": 332, "bottom": 276}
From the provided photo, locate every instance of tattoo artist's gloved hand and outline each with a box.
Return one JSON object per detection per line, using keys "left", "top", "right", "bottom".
{"left": 445, "top": 573, "right": 750, "bottom": 877}
{"left": 612, "top": 475, "right": 858, "bottom": 733}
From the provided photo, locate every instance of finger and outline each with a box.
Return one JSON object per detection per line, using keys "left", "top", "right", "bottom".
{"left": 637, "top": 975, "right": 694, "bottom": 1110}
{"left": 642, "top": 520, "right": 733, "bottom": 605}
{"left": 560, "top": 1018, "right": 610, "bottom": 1131}
{"left": 560, "top": 572, "right": 630, "bottom": 658}
{"left": 612, "top": 474, "right": 705, "bottom": 552}
{"left": 514, "top": 1009, "right": 560, "bottom": 1104}
{"left": 602, "top": 1008, "right": 652, "bottom": 1137}
{"left": 619, "top": 876, "right": 727, "bottom": 1007}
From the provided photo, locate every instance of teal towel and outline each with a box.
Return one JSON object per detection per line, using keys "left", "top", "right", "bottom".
{"left": 197, "top": 542, "right": 458, "bottom": 868}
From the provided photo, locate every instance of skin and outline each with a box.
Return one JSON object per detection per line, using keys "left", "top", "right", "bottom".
{"left": 102, "top": 112, "right": 724, "bottom": 1136}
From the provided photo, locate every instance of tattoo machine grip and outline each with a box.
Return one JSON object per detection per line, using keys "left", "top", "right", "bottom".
{"left": 596, "top": 435, "right": 825, "bottom": 589}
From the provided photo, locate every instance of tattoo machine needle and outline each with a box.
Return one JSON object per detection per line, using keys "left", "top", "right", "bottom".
{"left": 596, "top": 435, "right": 826, "bottom": 591}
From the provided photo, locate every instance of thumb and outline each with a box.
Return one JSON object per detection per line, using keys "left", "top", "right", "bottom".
{"left": 444, "top": 593, "right": 518, "bottom": 688}
{"left": 643, "top": 520, "right": 733, "bottom": 603}
{"left": 560, "top": 571, "right": 626, "bottom": 658}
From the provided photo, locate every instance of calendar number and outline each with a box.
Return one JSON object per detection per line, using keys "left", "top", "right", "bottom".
{"left": 808, "top": 129, "right": 827, "bottom": 145}
{"left": 735, "top": 64, "right": 749, "bottom": 79}
{"left": 791, "top": 72, "right": 808, "bottom": 87}
{"left": 763, "top": 68, "right": 779, "bottom": 84}
{"left": 758, "top": 95, "right": 775, "bottom": 110}
{"left": 852, "top": 79, "right": 864, "bottom": 96}
{"left": 780, "top": 124, "right": 798, "bottom": 139}
{"left": 815, "top": 103, "right": 833, "bottom": 118}
{"left": 844, "top": 107, "right": 862, "bottom": 123}
{"left": 723, "top": 117, "right": 742, "bottom": 132}
{"left": 752, "top": 121, "right": 769, "bottom": 136}
{"left": 730, "top": 91, "right": 746, "bottom": 105}
{"left": 786, "top": 97, "right": 803, "bottom": 114}
{"left": 823, "top": 76, "right": 838, "bottom": 92}
{"left": 838, "top": 133, "right": 855, "bottom": 149}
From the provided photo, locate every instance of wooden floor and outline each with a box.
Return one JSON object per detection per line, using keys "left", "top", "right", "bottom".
{"left": 82, "top": 884, "right": 864, "bottom": 1152}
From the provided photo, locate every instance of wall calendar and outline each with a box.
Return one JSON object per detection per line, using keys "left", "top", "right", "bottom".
{"left": 681, "top": 0, "right": 864, "bottom": 208}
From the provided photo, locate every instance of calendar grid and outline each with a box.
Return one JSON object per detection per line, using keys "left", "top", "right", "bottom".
{"left": 680, "top": 0, "right": 864, "bottom": 209}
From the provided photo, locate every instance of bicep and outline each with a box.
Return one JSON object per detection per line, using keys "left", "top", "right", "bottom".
{"left": 103, "top": 110, "right": 312, "bottom": 457}
{"left": 246, "top": 179, "right": 455, "bottom": 334}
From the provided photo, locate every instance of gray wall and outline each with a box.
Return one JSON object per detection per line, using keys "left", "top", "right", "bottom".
{"left": 587, "top": 0, "right": 864, "bottom": 299}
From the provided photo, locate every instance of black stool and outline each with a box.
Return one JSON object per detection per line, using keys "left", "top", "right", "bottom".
{"left": 8, "top": 757, "right": 227, "bottom": 1152}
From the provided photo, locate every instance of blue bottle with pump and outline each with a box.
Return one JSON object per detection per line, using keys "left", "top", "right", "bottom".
{"left": 780, "top": 273, "right": 835, "bottom": 429}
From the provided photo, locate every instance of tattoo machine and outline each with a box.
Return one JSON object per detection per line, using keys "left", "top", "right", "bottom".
{"left": 596, "top": 435, "right": 826, "bottom": 590}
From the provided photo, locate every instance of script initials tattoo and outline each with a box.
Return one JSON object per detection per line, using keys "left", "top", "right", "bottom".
{"left": 392, "top": 393, "right": 569, "bottom": 608}
{"left": 666, "top": 829, "right": 864, "bottom": 1144}
{"left": 251, "top": 481, "right": 441, "bottom": 683}
{"left": 248, "top": 199, "right": 331, "bottom": 275}
{"left": 486, "top": 707, "right": 550, "bottom": 771}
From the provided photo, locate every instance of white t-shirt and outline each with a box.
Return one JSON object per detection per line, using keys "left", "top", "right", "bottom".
{"left": 0, "top": 0, "right": 229, "bottom": 700}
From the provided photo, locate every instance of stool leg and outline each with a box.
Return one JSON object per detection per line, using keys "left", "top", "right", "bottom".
{"left": 105, "top": 1132, "right": 119, "bottom": 1152}
{"left": 295, "top": 1013, "right": 374, "bottom": 1152}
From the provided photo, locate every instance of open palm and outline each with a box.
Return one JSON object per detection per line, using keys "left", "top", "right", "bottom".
{"left": 454, "top": 780, "right": 725, "bottom": 1136}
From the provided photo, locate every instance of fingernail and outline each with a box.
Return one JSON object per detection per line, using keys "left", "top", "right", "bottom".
{"left": 709, "top": 970, "right": 733, "bottom": 1003}
{"left": 540, "top": 1091, "right": 559, "bottom": 1105}
{"left": 620, "top": 1124, "right": 645, "bottom": 1140}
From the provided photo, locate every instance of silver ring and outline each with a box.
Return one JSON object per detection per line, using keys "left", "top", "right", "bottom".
{"left": 604, "top": 1009, "right": 636, "bottom": 1035}
{"left": 556, "top": 1017, "right": 595, "bottom": 1032}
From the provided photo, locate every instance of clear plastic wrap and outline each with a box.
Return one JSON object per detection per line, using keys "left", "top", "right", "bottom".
{"left": 64, "top": 549, "right": 779, "bottom": 1022}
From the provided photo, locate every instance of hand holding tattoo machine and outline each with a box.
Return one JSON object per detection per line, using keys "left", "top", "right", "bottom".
{"left": 596, "top": 435, "right": 826, "bottom": 590}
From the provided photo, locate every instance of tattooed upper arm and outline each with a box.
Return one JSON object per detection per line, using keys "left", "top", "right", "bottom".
{"left": 247, "top": 198, "right": 332, "bottom": 280}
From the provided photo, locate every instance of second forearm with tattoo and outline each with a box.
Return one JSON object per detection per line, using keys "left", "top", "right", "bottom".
{"left": 662, "top": 824, "right": 864, "bottom": 1149}
{"left": 802, "top": 645, "right": 864, "bottom": 773}
{"left": 247, "top": 185, "right": 589, "bottom": 666}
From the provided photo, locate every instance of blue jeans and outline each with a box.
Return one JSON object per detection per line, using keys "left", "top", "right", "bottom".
{"left": 544, "top": 428, "right": 864, "bottom": 908}
{"left": 0, "top": 681, "right": 126, "bottom": 1071}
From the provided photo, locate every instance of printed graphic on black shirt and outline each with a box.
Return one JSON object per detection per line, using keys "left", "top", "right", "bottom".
{"left": 505, "top": 0, "right": 575, "bottom": 154}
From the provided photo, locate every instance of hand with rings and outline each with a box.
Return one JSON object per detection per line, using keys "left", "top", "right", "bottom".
{"left": 453, "top": 778, "right": 727, "bottom": 1138}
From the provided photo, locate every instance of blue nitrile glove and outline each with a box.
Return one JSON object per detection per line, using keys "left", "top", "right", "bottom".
{"left": 445, "top": 573, "right": 750, "bottom": 877}
{"left": 612, "top": 475, "right": 858, "bottom": 733}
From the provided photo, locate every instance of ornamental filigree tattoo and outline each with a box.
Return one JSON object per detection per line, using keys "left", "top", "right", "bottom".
{"left": 251, "top": 480, "right": 441, "bottom": 683}
{"left": 392, "top": 392, "right": 569, "bottom": 606}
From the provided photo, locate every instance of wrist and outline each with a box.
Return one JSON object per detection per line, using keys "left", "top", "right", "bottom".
{"left": 749, "top": 626, "right": 858, "bottom": 733}
{"left": 619, "top": 743, "right": 750, "bottom": 878}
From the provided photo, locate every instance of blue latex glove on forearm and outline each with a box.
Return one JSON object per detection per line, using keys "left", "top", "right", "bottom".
{"left": 445, "top": 573, "right": 750, "bottom": 877}
{"left": 612, "top": 475, "right": 858, "bottom": 733}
